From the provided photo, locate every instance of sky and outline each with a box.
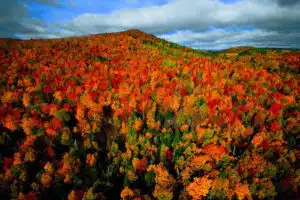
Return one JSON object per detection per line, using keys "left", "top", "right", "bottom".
{"left": 1, "top": 0, "right": 300, "bottom": 50}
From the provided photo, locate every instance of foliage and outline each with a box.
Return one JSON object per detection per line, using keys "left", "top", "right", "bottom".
{"left": 0, "top": 29, "right": 299, "bottom": 199}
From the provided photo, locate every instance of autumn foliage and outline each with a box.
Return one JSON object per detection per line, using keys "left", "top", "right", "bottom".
{"left": 0, "top": 29, "right": 299, "bottom": 199}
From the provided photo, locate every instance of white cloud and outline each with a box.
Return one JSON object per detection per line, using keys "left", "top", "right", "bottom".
{"left": 40, "top": 0, "right": 298, "bottom": 49}
{"left": 56, "top": 0, "right": 300, "bottom": 35}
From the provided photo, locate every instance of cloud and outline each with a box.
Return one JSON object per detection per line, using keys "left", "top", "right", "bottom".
{"left": 1, "top": 0, "right": 300, "bottom": 49}
{"left": 158, "top": 28, "right": 300, "bottom": 50}
{"left": 275, "top": 0, "right": 300, "bottom": 6}
{"left": 0, "top": 0, "right": 65, "bottom": 38}
{"left": 53, "top": 0, "right": 300, "bottom": 35}
{"left": 0, "top": 1, "right": 41, "bottom": 38}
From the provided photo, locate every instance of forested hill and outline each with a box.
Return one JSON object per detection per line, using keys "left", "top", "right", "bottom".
{"left": 0, "top": 29, "right": 299, "bottom": 200}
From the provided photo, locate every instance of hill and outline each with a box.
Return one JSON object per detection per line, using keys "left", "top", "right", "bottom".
{"left": 0, "top": 29, "right": 299, "bottom": 200}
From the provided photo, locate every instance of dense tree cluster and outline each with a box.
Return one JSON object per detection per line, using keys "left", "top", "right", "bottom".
{"left": 0, "top": 30, "right": 299, "bottom": 199}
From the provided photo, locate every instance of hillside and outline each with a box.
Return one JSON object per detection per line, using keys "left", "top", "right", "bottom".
{"left": 0, "top": 29, "right": 299, "bottom": 200}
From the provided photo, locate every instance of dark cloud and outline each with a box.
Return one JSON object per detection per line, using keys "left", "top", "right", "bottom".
{"left": 275, "top": 0, "right": 300, "bottom": 6}
{"left": 159, "top": 28, "right": 300, "bottom": 50}
{"left": 1, "top": 0, "right": 32, "bottom": 38}
{"left": 0, "top": 0, "right": 64, "bottom": 38}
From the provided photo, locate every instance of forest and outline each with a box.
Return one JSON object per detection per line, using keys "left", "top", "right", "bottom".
{"left": 0, "top": 29, "right": 299, "bottom": 200}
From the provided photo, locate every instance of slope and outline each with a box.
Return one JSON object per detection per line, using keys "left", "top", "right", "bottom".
{"left": 0, "top": 29, "right": 299, "bottom": 200}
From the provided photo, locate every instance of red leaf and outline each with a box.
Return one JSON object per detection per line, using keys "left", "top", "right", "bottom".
{"left": 270, "top": 103, "right": 281, "bottom": 116}
{"left": 89, "top": 91, "right": 98, "bottom": 102}
{"left": 136, "top": 157, "right": 148, "bottom": 173}
{"left": 262, "top": 140, "right": 270, "bottom": 151}
{"left": 3, "top": 157, "right": 13, "bottom": 171}
{"left": 248, "top": 169, "right": 256, "bottom": 176}
{"left": 67, "top": 92, "right": 76, "bottom": 101}
{"left": 99, "top": 81, "right": 107, "bottom": 90}
{"left": 208, "top": 161, "right": 216, "bottom": 168}
{"left": 180, "top": 88, "right": 188, "bottom": 97}
{"left": 165, "top": 149, "right": 172, "bottom": 162}
{"left": 43, "top": 85, "right": 52, "bottom": 94}
{"left": 47, "top": 146, "right": 55, "bottom": 158}
{"left": 270, "top": 121, "right": 281, "bottom": 132}
{"left": 207, "top": 99, "right": 220, "bottom": 110}
{"left": 167, "top": 71, "right": 174, "bottom": 79}
{"left": 40, "top": 103, "right": 50, "bottom": 114}
{"left": 19, "top": 191, "right": 36, "bottom": 200}
{"left": 63, "top": 103, "right": 71, "bottom": 112}
{"left": 51, "top": 118, "right": 62, "bottom": 130}
{"left": 12, "top": 109, "right": 21, "bottom": 120}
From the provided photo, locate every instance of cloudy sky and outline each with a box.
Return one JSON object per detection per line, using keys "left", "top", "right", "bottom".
{"left": 1, "top": 0, "right": 300, "bottom": 50}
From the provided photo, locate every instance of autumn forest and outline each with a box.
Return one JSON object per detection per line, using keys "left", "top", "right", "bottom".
{"left": 0, "top": 29, "right": 299, "bottom": 200}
